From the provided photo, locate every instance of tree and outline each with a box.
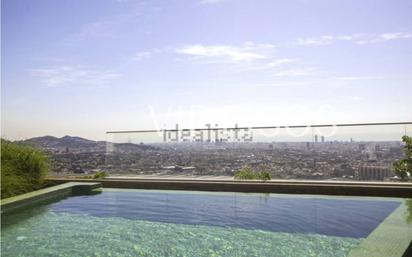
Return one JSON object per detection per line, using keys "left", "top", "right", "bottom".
{"left": 1, "top": 139, "right": 49, "bottom": 198}
{"left": 234, "top": 166, "right": 271, "bottom": 181}
{"left": 393, "top": 135, "right": 412, "bottom": 180}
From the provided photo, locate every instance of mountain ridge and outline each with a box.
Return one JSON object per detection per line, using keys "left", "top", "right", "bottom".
{"left": 21, "top": 135, "right": 156, "bottom": 152}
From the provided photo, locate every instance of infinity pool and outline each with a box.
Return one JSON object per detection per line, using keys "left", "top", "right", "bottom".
{"left": 1, "top": 189, "right": 409, "bottom": 257}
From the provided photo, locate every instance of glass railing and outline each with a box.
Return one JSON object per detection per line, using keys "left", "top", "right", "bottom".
{"left": 104, "top": 122, "right": 412, "bottom": 182}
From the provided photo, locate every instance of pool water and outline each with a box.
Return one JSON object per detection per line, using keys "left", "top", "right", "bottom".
{"left": 0, "top": 189, "right": 402, "bottom": 257}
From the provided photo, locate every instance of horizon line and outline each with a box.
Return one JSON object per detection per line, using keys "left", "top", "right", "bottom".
{"left": 106, "top": 121, "right": 412, "bottom": 134}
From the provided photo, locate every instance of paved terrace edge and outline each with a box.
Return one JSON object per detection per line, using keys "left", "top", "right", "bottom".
{"left": 46, "top": 178, "right": 412, "bottom": 198}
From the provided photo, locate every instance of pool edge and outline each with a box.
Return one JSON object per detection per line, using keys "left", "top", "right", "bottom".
{"left": 348, "top": 199, "right": 412, "bottom": 257}
{"left": 0, "top": 182, "right": 102, "bottom": 214}
{"left": 46, "top": 178, "right": 412, "bottom": 198}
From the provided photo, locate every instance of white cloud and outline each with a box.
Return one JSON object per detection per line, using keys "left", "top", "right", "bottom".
{"left": 371, "top": 32, "right": 412, "bottom": 43}
{"left": 297, "top": 36, "right": 336, "bottom": 46}
{"left": 297, "top": 34, "right": 362, "bottom": 46}
{"left": 272, "top": 68, "right": 319, "bottom": 77}
{"left": 232, "top": 58, "right": 297, "bottom": 72}
{"left": 267, "top": 58, "right": 295, "bottom": 67}
{"left": 132, "top": 51, "right": 153, "bottom": 61}
{"left": 61, "top": 21, "right": 117, "bottom": 46}
{"left": 199, "top": 0, "right": 226, "bottom": 4}
{"left": 31, "top": 66, "right": 120, "bottom": 87}
{"left": 174, "top": 43, "right": 309, "bottom": 76}
{"left": 175, "top": 43, "right": 275, "bottom": 62}
{"left": 335, "top": 76, "right": 384, "bottom": 81}
{"left": 241, "top": 81, "right": 307, "bottom": 88}
{"left": 348, "top": 96, "right": 364, "bottom": 101}
{"left": 297, "top": 32, "right": 412, "bottom": 46}
{"left": 60, "top": 1, "right": 153, "bottom": 46}
{"left": 132, "top": 48, "right": 162, "bottom": 61}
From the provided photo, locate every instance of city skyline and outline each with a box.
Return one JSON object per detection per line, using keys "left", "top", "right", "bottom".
{"left": 2, "top": 0, "right": 412, "bottom": 141}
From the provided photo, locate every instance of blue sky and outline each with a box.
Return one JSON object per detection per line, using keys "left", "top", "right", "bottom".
{"left": 2, "top": 0, "right": 412, "bottom": 140}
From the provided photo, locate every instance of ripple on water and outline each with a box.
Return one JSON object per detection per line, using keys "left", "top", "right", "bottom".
{"left": 1, "top": 212, "right": 361, "bottom": 257}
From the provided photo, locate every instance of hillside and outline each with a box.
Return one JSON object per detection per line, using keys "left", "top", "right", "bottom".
{"left": 22, "top": 135, "right": 155, "bottom": 153}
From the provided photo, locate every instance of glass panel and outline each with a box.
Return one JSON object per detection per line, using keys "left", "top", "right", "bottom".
{"left": 104, "top": 123, "right": 412, "bottom": 181}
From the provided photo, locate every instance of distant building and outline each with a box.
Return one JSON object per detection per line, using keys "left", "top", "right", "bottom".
{"left": 314, "top": 135, "right": 318, "bottom": 143}
{"left": 72, "top": 165, "right": 85, "bottom": 174}
{"left": 358, "top": 166, "right": 392, "bottom": 181}
{"left": 389, "top": 147, "right": 402, "bottom": 155}
{"left": 321, "top": 136, "right": 325, "bottom": 143}
{"left": 181, "top": 166, "right": 196, "bottom": 172}
{"left": 173, "top": 165, "right": 196, "bottom": 173}
{"left": 359, "top": 144, "right": 366, "bottom": 151}
{"left": 334, "top": 164, "right": 355, "bottom": 177}
{"left": 161, "top": 165, "right": 176, "bottom": 171}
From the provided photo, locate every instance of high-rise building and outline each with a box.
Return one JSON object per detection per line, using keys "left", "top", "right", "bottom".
{"left": 321, "top": 136, "right": 325, "bottom": 143}
{"left": 314, "top": 135, "right": 318, "bottom": 143}
{"left": 358, "top": 166, "right": 392, "bottom": 181}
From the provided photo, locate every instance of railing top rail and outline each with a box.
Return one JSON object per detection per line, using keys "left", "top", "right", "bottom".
{"left": 106, "top": 121, "right": 412, "bottom": 134}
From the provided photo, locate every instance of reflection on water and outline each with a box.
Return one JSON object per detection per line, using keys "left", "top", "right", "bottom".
{"left": 47, "top": 190, "right": 399, "bottom": 238}
{"left": 1, "top": 211, "right": 361, "bottom": 257}
{"left": 2, "top": 189, "right": 102, "bottom": 228}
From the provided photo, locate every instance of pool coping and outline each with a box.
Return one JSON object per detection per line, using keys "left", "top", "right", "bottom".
{"left": 0, "top": 182, "right": 101, "bottom": 214}
{"left": 46, "top": 178, "right": 412, "bottom": 198}
{"left": 348, "top": 199, "right": 412, "bottom": 257}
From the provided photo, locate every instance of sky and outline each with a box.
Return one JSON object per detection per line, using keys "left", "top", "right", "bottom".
{"left": 2, "top": 0, "right": 412, "bottom": 141}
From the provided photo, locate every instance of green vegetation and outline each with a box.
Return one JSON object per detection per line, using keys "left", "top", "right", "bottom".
{"left": 393, "top": 135, "right": 412, "bottom": 181}
{"left": 93, "top": 171, "right": 109, "bottom": 179}
{"left": 234, "top": 166, "right": 271, "bottom": 181}
{"left": 1, "top": 139, "right": 49, "bottom": 199}
{"left": 79, "top": 171, "right": 109, "bottom": 179}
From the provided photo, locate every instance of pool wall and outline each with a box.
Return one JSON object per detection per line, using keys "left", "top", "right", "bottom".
{"left": 0, "top": 182, "right": 101, "bottom": 214}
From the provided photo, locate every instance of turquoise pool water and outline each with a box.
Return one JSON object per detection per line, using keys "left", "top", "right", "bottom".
{"left": 1, "top": 189, "right": 402, "bottom": 257}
